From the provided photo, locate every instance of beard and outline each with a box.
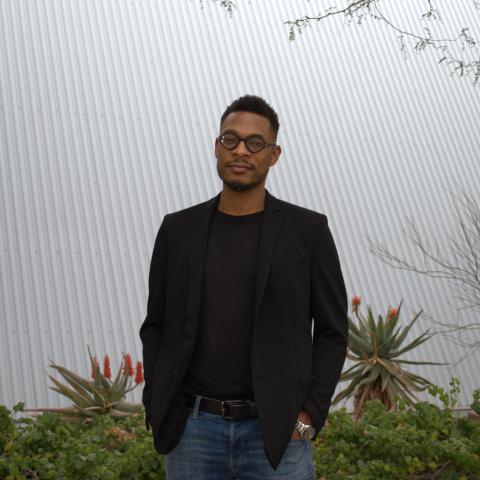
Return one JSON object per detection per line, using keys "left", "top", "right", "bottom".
{"left": 223, "top": 179, "right": 258, "bottom": 192}
{"left": 217, "top": 163, "right": 269, "bottom": 192}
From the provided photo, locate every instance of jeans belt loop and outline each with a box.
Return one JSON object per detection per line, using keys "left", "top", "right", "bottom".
{"left": 192, "top": 394, "right": 203, "bottom": 418}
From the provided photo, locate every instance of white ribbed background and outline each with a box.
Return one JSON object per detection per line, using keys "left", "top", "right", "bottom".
{"left": 0, "top": 0, "right": 479, "bottom": 410}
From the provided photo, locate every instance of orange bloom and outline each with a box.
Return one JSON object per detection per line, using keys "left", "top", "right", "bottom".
{"left": 135, "top": 361, "right": 144, "bottom": 385}
{"left": 388, "top": 307, "right": 398, "bottom": 319}
{"left": 103, "top": 355, "right": 112, "bottom": 379}
{"left": 91, "top": 357, "right": 99, "bottom": 380}
{"left": 124, "top": 353, "right": 134, "bottom": 377}
{"left": 352, "top": 295, "right": 361, "bottom": 312}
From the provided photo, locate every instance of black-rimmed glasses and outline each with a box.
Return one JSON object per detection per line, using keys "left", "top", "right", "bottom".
{"left": 218, "top": 133, "right": 276, "bottom": 154}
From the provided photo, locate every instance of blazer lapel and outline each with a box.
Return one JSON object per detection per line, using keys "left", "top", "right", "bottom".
{"left": 254, "top": 190, "right": 284, "bottom": 314}
{"left": 185, "top": 193, "right": 220, "bottom": 341}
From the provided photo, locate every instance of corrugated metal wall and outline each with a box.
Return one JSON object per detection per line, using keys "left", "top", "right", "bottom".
{"left": 1, "top": 0, "right": 479, "bottom": 410}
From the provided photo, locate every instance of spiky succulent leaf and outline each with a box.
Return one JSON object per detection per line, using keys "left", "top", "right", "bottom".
{"left": 113, "top": 400, "right": 143, "bottom": 413}
{"left": 333, "top": 376, "right": 364, "bottom": 404}
{"left": 396, "top": 359, "right": 446, "bottom": 366}
{"left": 339, "top": 363, "right": 363, "bottom": 380}
{"left": 47, "top": 375, "right": 92, "bottom": 408}
{"left": 380, "top": 369, "right": 391, "bottom": 393}
{"left": 72, "top": 404, "right": 102, "bottom": 417}
{"left": 390, "top": 310, "right": 423, "bottom": 351}
{"left": 50, "top": 364, "right": 95, "bottom": 394}
{"left": 390, "top": 330, "right": 433, "bottom": 358}
{"left": 347, "top": 325, "right": 372, "bottom": 355}
{"left": 110, "top": 408, "right": 137, "bottom": 418}
{"left": 356, "top": 364, "right": 382, "bottom": 388}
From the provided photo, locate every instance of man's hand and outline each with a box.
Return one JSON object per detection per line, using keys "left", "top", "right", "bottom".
{"left": 291, "top": 410, "right": 313, "bottom": 440}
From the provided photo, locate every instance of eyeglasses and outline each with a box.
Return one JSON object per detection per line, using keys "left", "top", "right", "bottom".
{"left": 218, "top": 133, "right": 277, "bottom": 153}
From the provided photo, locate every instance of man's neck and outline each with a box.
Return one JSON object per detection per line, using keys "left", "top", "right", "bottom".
{"left": 218, "top": 185, "right": 266, "bottom": 216}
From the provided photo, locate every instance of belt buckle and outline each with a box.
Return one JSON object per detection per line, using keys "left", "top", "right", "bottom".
{"left": 220, "top": 400, "right": 233, "bottom": 419}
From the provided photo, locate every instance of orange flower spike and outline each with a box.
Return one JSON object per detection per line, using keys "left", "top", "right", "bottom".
{"left": 352, "top": 295, "right": 361, "bottom": 312}
{"left": 124, "top": 353, "right": 134, "bottom": 377}
{"left": 103, "top": 355, "right": 112, "bottom": 379}
{"left": 91, "top": 357, "right": 99, "bottom": 380}
{"left": 135, "top": 361, "right": 144, "bottom": 385}
{"left": 388, "top": 307, "right": 398, "bottom": 319}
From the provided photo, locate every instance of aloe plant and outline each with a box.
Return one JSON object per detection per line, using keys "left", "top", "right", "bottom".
{"left": 26, "top": 347, "right": 144, "bottom": 419}
{"left": 334, "top": 297, "right": 445, "bottom": 419}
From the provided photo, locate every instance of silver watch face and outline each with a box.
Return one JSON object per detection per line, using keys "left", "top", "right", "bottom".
{"left": 303, "top": 425, "right": 316, "bottom": 440}
{"left": 296, "top": 421, "right": 316, "bottom": 440}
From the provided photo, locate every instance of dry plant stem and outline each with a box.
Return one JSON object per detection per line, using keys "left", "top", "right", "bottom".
{"left": 369, "top": 189, "right": 480, "bottom": 353}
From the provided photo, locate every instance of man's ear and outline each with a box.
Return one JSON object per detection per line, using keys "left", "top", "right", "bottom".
{"left": 270, "top": 145, "right": 282, "bottom": 167}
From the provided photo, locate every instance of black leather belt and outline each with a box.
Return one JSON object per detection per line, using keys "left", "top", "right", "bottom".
{"left": 185, "top": 394, "right": 258, "bottom": 420}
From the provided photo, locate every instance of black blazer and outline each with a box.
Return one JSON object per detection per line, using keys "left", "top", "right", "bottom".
{"left": 140, "top": 190, "right": 348, "bottom": 470}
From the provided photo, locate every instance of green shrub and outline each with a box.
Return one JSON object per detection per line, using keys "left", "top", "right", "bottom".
{"left": 314, "top": 398, "right": 480, "bottom": 479}
{"left": 1, "top": 388, "right": 480, "bottom": 479}
{"left": 0, "top": 406, "right": 163, "bottom": 479}
{"left": 472, "top": 389, "right": 480, "bottom": 416}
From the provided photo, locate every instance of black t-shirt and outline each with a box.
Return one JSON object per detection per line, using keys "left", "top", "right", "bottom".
{"left": 183, "top": 209, "right": 263, "bottom": 400}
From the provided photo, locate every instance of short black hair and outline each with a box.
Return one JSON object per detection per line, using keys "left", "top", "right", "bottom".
{"left": 220, "top": 95, "right": 280, "bottom": 137}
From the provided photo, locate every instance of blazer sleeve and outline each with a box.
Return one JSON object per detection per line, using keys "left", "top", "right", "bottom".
{"left": 139, "top": 214, "right": 170, "bottom": 429}
{"left": 302, "top": 215, "right": 348, "bottom": 438}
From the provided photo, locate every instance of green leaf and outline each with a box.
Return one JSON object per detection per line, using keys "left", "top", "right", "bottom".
{"left": 390, "top": 330, "right": 433, "bottom": 358}
{"left": 396, "top": 359, "right": 447, "bottom": 366}
{"left": 47, "top": 375, "right": 92, "bottom": 408}
{"left": 340, "top": 363, "right": 365, "bottom": 381}
{"left": 110, "top": 408, "right": 136, "bottom": 418}
{"left": 112, "top": 401, "right": 143, "bottom": 413}
{"left": 380, "top": 369, "right": 391, "bottom": 393}
{"left": 333, "top": 376, "right": 363, "bottom": 404}
{"left": 377, "top": 357, "right": 402, "bottom": 376}
{"left": 390, "top": 310, "right": 423, "bottom": 351}
{"left": 50, "top": 364, "right": 95, "bottom": 398}
{"left": 357, "top": 364, "right": 382, "bottom": 388}
{"left": 348, "top": 330, "right": 373, "bottom": 356}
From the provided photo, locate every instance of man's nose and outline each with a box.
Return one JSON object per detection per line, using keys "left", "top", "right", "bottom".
{"left": 232, "top": 139, "right": 251, "bottom": 155}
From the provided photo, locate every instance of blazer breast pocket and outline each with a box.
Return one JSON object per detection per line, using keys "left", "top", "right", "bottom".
{"left": 271, "top": 254, "right": 308, "bottom": 269}
{"left": 270, "top": 261, "right": 308, "bottom": 270}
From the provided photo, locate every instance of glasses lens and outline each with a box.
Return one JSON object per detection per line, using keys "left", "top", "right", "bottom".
{"left": 245, "top": 136, "right": 266, "bottom": 153}
{"left": 220, "top": 134, "right": 240, "bottom": 150}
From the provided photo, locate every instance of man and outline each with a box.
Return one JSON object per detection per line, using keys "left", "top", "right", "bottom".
{"left": 140, "top": 95, "right": 348, "bottom": 479}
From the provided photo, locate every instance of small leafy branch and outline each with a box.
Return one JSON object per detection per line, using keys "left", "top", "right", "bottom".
{"left": 201, "top": 0, "right": 236, "bottom": 16}
{"left": 428, "top": 377, "right": 461, "bottom": 410}
{"left": 284, "top": 0, "right": 480, "bottom": 85}
{"left": 207, "top": 0, "right": 480, "bottom": 85}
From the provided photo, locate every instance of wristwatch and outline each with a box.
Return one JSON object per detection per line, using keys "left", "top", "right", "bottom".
{"left": 295, "top": 419, "right": 316, "bottom": 440}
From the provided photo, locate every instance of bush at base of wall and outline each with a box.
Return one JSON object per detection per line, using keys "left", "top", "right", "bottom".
{"left": 0, "top": 408, "right": 162, "bottom": 479}
{"left": 1, "top": 398, "right": 479, "bottom": 479}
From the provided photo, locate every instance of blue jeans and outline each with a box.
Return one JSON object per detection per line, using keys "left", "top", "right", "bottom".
{"left": 165, "top": 394, "right": 315, "bottom": 479}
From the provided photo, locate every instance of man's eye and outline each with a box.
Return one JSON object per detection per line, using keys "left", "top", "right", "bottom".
{"left": 247, "top": 137, "right": 265, "bottom": 149}
{"left": 222, "top": 135, "right": 238, "bottom": 146}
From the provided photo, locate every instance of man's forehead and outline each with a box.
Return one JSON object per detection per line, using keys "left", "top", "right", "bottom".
{"left": 220, "top": 111, "right": 273, "bottom": 135}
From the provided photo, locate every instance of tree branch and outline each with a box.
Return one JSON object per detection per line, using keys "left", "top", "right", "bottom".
{"left": 283, "top": 0, "right": 480, "bottom": 85}
{"left": 369, "top": 188, "right": 480, "bottom": 354}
